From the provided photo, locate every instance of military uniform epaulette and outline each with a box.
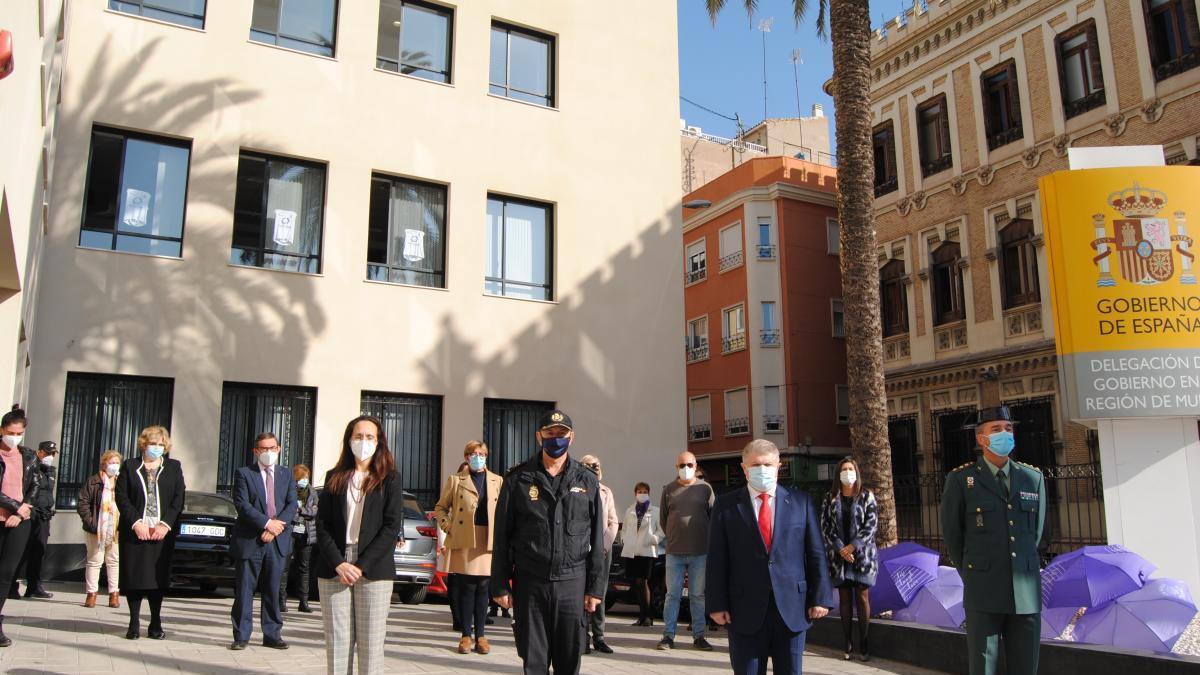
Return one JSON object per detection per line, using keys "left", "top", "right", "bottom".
{"left": 950, "top": 462, "right": 974, "bottom": 473}
{"left": 1016, "top": 461, "right": 1042, "bottom": 473}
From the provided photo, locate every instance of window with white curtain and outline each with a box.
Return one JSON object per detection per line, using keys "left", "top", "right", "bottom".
{"left": 231, "top": 152, "right": 327, "bottom": 274}
{"left": 724, "top": 388, "right": 750, "bottom": 435}
{"left": 485, "top": 195, "right": 553, "bottom": 300}
{"left": 367, "top": 174, "right": 446, "bottom": 288}
{"left": 763, "top": 386, "right": 783, "bottom": 432}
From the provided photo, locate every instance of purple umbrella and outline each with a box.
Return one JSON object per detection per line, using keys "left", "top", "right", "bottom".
{"left": 1040, "top": 605, "right": 1083, "bottom": 640}
{"left": 893, "top": 566, "right": 965, "bottom": 630}
{"left": 1073, "top": 578, "right": 1197, "bottom": 653}
{"left": 869, "top": 542, "right": 939, "bottom": 613}
{"left": 1041, "top": 545, "right": 1156, "bottom": 609}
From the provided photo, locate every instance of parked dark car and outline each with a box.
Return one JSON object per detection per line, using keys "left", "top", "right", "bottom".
{"left": 605, "top": 537, "right": 689, "bottom": 618}
{"left": 171, "top": 491, "right": 238, "bottom": 592}
{"left": 393, "top": 492, "right": 438, "bottom": 604}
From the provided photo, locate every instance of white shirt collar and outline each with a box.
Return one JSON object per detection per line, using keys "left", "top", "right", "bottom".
{"left": 748, "top": 484, "right": 777, "bottom": 502}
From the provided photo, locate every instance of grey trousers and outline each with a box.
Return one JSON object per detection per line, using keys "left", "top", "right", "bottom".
{"left": 318, "top": 546, "right": 393, "bottom": 675}
{"left": 587, "top": 549, "right": 612, "bottom": 641}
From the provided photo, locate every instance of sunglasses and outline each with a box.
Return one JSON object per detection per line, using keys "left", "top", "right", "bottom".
{"left": 678, "top": 462, "right": 695, "bottom": 469}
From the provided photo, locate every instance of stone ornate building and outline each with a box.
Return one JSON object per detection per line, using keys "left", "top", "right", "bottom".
{"left": 861, "top": 0, "right": 1200, "bottom": 550}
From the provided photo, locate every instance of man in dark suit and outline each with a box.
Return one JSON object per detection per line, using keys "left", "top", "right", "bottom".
{"left": 940, "top": 406, "right": 1045, "bottom": 674}
{"left": 230, "top": 432, "right": 298, "bottom": 651}
{"left": 707, "top": 439, "right": 833, "bottom": 675}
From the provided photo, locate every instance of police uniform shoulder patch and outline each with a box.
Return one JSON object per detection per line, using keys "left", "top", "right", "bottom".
{"left": 1017, "top": 461, "right": 1042, "bottom": 473}
{"left": 950, "top": 462, "right": 973, "bottom": 473}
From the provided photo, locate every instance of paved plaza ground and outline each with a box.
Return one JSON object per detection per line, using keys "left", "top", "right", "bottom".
{"left": 0, "top": 581, "right": 946, "bottom": 674}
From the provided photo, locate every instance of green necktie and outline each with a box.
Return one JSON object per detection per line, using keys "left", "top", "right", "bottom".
{"left": 997, "top": 470, "right": 1009, "bottom": 499}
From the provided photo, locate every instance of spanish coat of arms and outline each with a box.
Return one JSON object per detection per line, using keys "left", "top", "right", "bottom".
{"left": 1090, "top": 183, "right": 1196, "bottom": 286}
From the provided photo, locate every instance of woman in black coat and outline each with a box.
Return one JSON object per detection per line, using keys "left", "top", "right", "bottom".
{"left": 0, "top": 406, "right": 39, "bottom": 647}
{"left": 115, "top": 425, "right": 185, "bottom": 640}
{"left": 315, "top": 415, "right": 404, "bottom": 675}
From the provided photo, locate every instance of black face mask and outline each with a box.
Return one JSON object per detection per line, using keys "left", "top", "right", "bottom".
{"left": 541, "top": 437, "right": 570, "bottom": 458}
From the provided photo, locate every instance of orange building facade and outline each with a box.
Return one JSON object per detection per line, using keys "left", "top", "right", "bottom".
{"left": 682, "top": 157, "right": 851, "bottom": 488}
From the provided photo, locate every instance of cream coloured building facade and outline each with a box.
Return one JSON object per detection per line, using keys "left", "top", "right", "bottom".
{"left": 865, "top": 0, "right": 1200, "bottom": 552}
{"left": 29, "top": 1, "right": 685, "bottom": 555}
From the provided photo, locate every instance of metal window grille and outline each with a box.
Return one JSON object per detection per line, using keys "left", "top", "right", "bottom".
{"left": 217, "top": 382, "right": 316, "bottom": 495}
{"left": 361, "top": 392, "right": 442, "bottom": 508}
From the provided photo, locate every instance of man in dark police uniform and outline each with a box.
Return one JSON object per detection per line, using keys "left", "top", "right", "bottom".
{"left": 491, "top": 410, "right": 605, "bottom": 674}
{"left": 940, "top": 406, "right": 1046, "bottom": 674}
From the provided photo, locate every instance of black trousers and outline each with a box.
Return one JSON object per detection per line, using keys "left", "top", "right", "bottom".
{"left": 21, "top": 515, "right": 51, "bottom": 588}
{"left": 0, "top": 520, "right": 30, "bottom": 615}
{"left": 451, "top": 573, "right": 490, "bottom": 639}
{"left": 280, "top": 538, "right": 313, "bottom": 602}
{"left": 513, "top": 573, "right": 585, "bottom": 675}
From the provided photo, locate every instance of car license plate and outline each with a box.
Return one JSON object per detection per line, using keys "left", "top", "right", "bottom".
{"left": 181, "top": 524, "right": 226, "bottom": 538}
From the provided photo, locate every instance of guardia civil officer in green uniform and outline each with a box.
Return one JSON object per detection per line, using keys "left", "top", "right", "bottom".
{"left": 940, "top": 406, "right": 1046, "bottom": 675}
{"left": 490, "top": 410, "right": 606, "bottom": 675}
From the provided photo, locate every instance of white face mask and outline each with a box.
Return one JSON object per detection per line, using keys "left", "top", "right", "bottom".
{"left": 636, "top": 493, "right": 650, "bottom": 504}
{"left": 105, "top": 463, "right": 120, "bottom": 477}
{"left": 840, "top": 470, "right": 857, "bottom": 486}
{"left": 40, "top": 455, "right": 54, "bottom": 466}
{"left": 350, "top": 439, "right": 377, "bottom": 462}
{"left": 258, "top": 450, "right": 278, "bottom": 467}
{"left": 678, "top": 466, "right": 696, "bottom": 481}
{"left": 2, "top": 435, "right": 22, "bottom": 449}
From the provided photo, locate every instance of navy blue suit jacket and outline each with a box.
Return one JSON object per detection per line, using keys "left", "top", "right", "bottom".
{"left": 231, "top": 464, "right": 298, "bottom": 560}
{"left": 707, "top": 485, "right": 834, "bottom": 634}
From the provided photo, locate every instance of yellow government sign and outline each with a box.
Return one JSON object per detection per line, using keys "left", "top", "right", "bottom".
{"left": 1039, "top": 166, "right": 1200, "bottom": 420}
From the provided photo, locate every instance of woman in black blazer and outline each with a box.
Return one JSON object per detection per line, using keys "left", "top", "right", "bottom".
{"left": 316, "top": 415, "right": 404, "bottom": 675}
{"left": 114, "top": 425, "right": 185, "bottom": 640}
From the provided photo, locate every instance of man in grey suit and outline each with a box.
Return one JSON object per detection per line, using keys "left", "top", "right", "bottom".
{"left": 230, "top": 432, "right": 298, "bottom": 651}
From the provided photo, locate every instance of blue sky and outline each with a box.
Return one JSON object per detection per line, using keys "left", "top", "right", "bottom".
{"left": 677, "top": 0, "right": 894, "bottom": 146}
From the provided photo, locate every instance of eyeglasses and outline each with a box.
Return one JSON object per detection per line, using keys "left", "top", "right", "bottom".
{"left": 677, "top": 462, "right": 695, "bottom": 469}
{"left": 257, "top": 445, "right": 279, "bottom": 452}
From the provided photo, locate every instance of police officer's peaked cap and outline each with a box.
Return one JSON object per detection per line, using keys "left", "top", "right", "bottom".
{"left": 970, "top": 406, "right": 1016, "bottom": 428}
{"left": 38, "top": 440, "right": 57, "bottom": 453}
{"left": 537, "top": 409, "right": 573, "bottom": 431}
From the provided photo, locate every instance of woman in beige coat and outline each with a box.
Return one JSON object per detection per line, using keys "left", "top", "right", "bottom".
{"left": 434, "top": 441, "right": 503, "bottom": 655}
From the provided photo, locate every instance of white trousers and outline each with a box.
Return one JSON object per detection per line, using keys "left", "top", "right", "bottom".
{"left": 84, "top": 531, "right": 119, "bottom": 594}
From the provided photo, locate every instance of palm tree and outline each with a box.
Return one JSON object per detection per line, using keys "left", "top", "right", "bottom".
{"left": 704, "top": 0, "right": 897, "bottom": 546}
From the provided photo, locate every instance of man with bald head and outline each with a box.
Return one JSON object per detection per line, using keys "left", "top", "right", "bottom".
{"left": 657, "top": 451, "right": 715, "bottom": 651}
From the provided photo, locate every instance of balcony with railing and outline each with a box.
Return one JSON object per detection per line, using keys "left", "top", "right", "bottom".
{"left": 1063, "top": 90, "right": 1105, "bottom": 119}
{"left": 874, "top": 177, "right": 898, "bottom": 198}
{"left": 724, "top": 417, "right": 750, "bottom": 436}
{"left": 756, "top": 244, "right": 776, "bottom": 260}
{"left": 759, "top": 329, "right": 781, "bottom": 347}
{"left": 1154, "top": 49, "right": 1200, "bottom": 82}
{"left": 722, "top": 332, "right": 746, "bottom": 353}
{"left": 921, "top": 153, "right": 952, "bottom": 177}
{"left": 686, "top": 342, "right": 710, "bottom": 363}
{"left": 686, "top": 266, "right": 707, "bottom": 285}
{"left": 718, "top": 250, "right": 744, "bottom": 273}
{"left": 688, "top": 424, "right": 712, "bottom": 441}
{"left": 763, "top": 414, "right": 785, "bottom": 433}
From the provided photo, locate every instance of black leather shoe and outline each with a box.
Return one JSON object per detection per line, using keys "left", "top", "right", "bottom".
{"left": 693, "top": 637, "right": 714, "bottom": 651}
{"left": 298, "top": 602, "right": 314, "bottom": 613}
{"left": 0, "top": 634, "right": 10, "bottom": 647}
{"left": 593, "top": 640, "right": 614, "bottom": 654}
{"left": 125, "top": 628, "right": 140, "bottom": 640}
{"left": 280, "top": 603, "right": 289, "bottom": 613}
{"left": 26, "top": 589, "right": 52, "bottom": 599}
{"left": 229, "top": 640, "right": 248, "bottom": 650}
{"left": 585, "top": 643, "right": 592, "bottom": 654}
{"left": 263, "top": 638, "right": 289, "bottom": 650}
{"left": 485, "top": 617, "right": 495, "bottom": 625}
{"left": 148, "top": 628, "right": 166, "bottom": 640}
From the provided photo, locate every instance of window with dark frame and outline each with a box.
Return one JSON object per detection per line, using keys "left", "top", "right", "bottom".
{"left": 367, "top": 174, "right": 446, "bottom": 288}
{"left": 250, "top": 0, "right": 339, "bottom": 57}
{"left": 230, "top": 151, "right": 327, "bottom": 274}
{"left": 485, "top": 195, "right": 553, "bottom": 300}
{"left": 981, "top": 60, "right": 1023, "bottom": 150}
{"left": 916, "top": 95, "right": 953, "bottom": 176}
{"left": 999, "top": 218, "right": 1041, "bottom": 309}
{"left": 686, "top": 239, "right": 706, "bottom": 283}
{"left": 930, "top": 240, "right": 965, "bottom": 326}
{"left": 216, "top": 382, "right": 316, "bottom": 495}
{"left": 361, "top": 391, "right": 442, "bottom": 507}
{"left": 1056, "top": 21, "right": 1106, "bottom": 118}
{"left": 489, "top": 21, "right": 555, "bottom": 107}
{"left": 880, "top": 258, "right": 909, "bottom": 338}
{"left": 57, "top": 373, "right": 174, "bottom": 509}
{"left": 109, "top": 0, "right": 206, "bottom": 28}
{"left": 376, "top": 0, "right": 452, "bottom": 83}
{"left": 1144, "top": 0, "right": 1200, "bottom": 81}
{"left": 873, "top": 121, "right": 899, "bottom": 196}
{"left": 79, "top": 127, "right": 191, "bottom": 258}
{"left": 483, "top": 398, "right": 555, "bottom": 472}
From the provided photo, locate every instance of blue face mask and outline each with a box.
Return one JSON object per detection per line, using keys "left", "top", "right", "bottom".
{"left": 987, "top": 431, "right": 1015, "bottom": 457}
{"left": 541, "top": 436, "right": 570, "bottom": 458}
{"left": 146, "top": 445, "right": 165, "bottom": 460}
{"left": 297, "top": 478, "right": 309, "bottom": 489}
{"left": 747, "top": 465, "right": 778, "bottom": 493}
{"left": 468, "top": 455, "right": 487, "bottom": 472}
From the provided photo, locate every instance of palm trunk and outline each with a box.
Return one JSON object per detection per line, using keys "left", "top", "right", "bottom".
{"left": 828, "top": 0, "right": 897, "bottom": 546}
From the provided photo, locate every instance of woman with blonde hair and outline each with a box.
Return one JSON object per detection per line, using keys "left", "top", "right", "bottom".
{"left": 77, "top": 450, "right": 123, "bottom": 608}
{"left": 115, "top": 425, "right": 185, "bottom": 640}
{"left": 434, "top": 441, "right": 502, "bottom": 655}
